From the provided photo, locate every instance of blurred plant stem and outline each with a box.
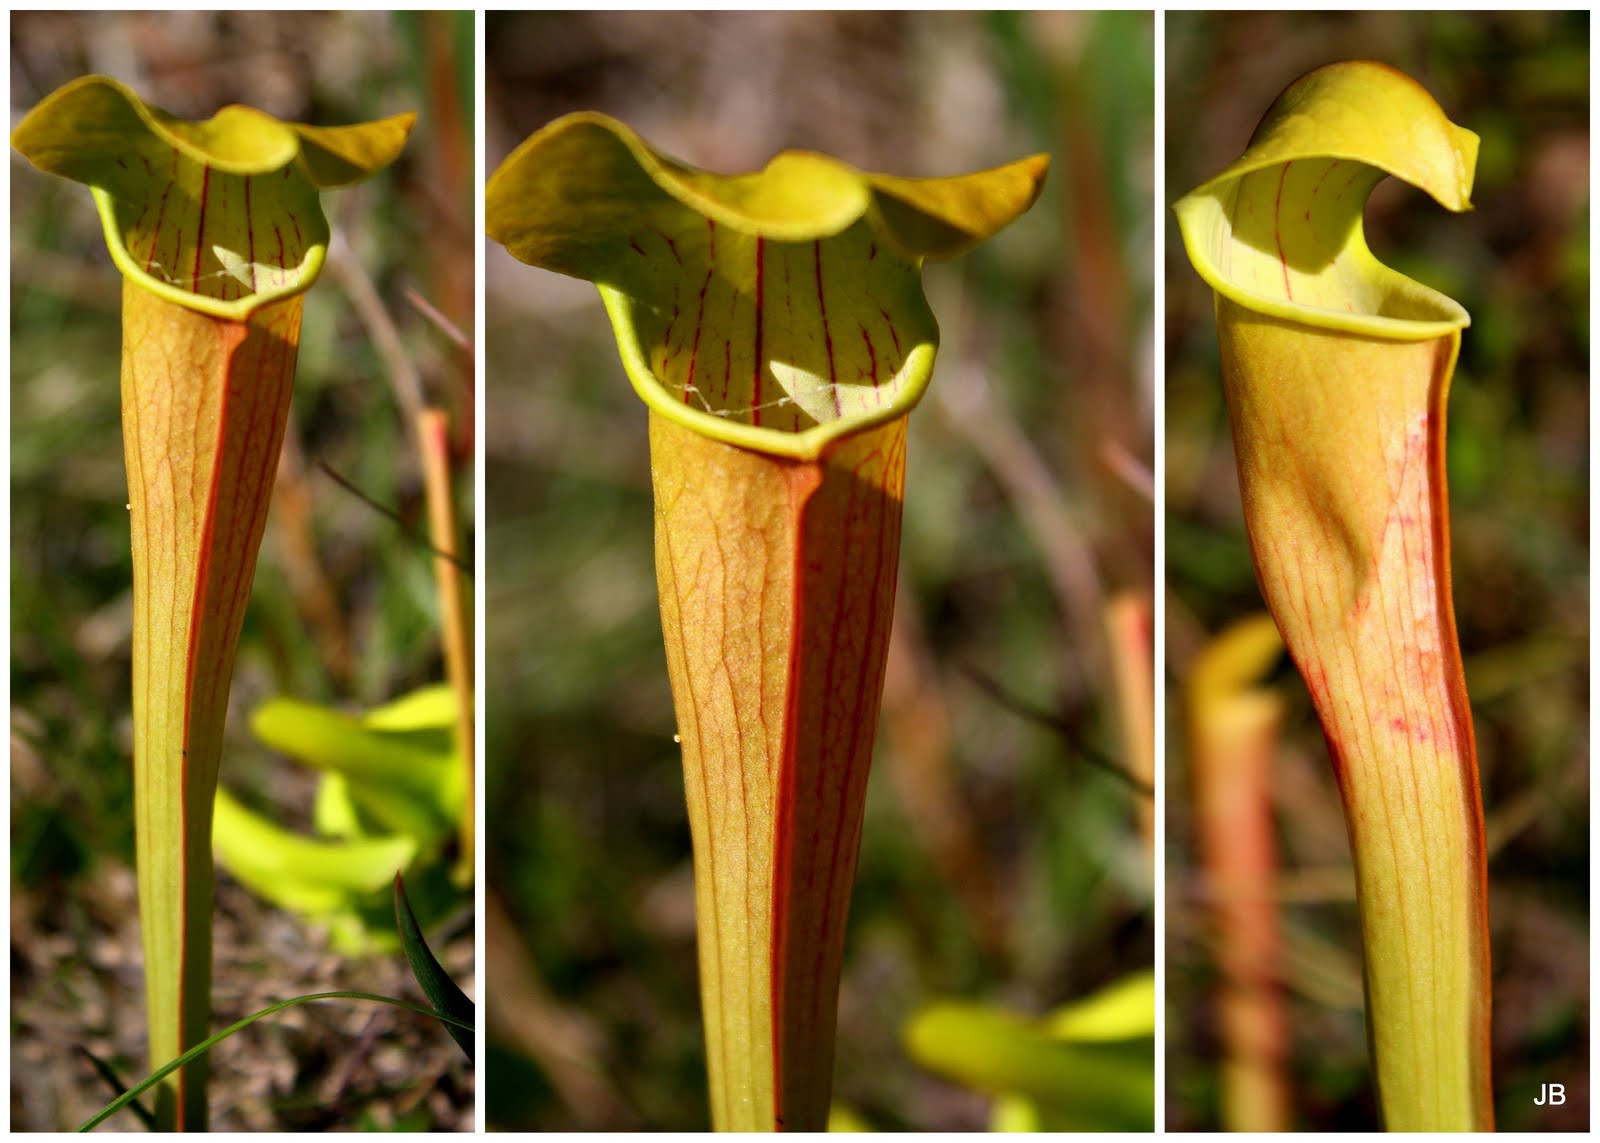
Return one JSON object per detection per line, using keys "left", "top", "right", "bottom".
{"left": 1188, "top": 615, "right": 1289, "bottom": 1132}
{"left": 415, "top": 9, "right": 476, "bottom": 454}
{"left": 1104, "top": 592, "right": 1155, "bottom": 856}
{"left": 328, "top": 238, "right": 475, "bottom": 879}
{"left": 419, "top": 407, "right": 475, "bottom": 880}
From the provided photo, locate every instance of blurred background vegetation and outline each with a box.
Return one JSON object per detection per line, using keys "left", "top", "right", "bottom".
{"left": 485, "top": 11, "right": 1154, "bottom": 1130}
{"left": 11, "top": 11, "right": 474, "bottom": 1130}
{"left": 1165, "top": 11, "right": 1589, "bottom": 1131}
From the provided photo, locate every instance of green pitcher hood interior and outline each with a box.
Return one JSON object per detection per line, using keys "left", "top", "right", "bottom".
{"left": 486, "top": 111, "right": 1048, "bottom": 458}
{"left": 1174, "top": 60, "right": 1477, "bottom": 342}
{"left": 13, "top": 74, "right": 414, "bottom": 320}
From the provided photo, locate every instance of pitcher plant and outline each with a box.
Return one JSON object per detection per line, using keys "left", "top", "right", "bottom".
{"left": 1173, "top": 61, "right": 1491, "bottom": 1130}
{"left": 487, "top": 111, "right": 1046, "bottom": 1130}
{"left": 13, "top": 75, "right": 412, "bottom": 1130}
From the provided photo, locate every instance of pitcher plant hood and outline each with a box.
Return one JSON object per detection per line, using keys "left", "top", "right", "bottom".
{"left": 12, "top": 73, "right": 414, "bottom": 320}
{"left": 1174, "top": 59, "right": 1477, "bottom": 340}
{"left": 486, "top": 110, "right": 1048, "bottom": 458}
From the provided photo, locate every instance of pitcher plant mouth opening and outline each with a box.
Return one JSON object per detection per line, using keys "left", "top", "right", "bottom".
{"left": 487, "top": 110, "right": 1046, "bottom": 459}
{"left": 1174, "top": 60, "right": 1477, "bottom": 341}
{"left": 597, "top": 219, "right": 939, "bottom": 450}
{"left": 13, "top": 74, "right": 414, "bottom": 320}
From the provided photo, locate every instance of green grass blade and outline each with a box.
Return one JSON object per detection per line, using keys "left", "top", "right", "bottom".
{"left": 76, "top": 1046, "right": 157, "bottom": 1131}
{"left": 394, "top": 873, "right": 475, "bottom": 1061}
{"left": 77, "top": 991, "right": 473, "bottom": 1132}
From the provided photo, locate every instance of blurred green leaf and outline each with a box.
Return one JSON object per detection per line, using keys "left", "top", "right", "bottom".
{"left": 904, "top": 995, "right": 1153, "bottom": 1131}
{"left": 212, "top": 686, "right": 469, "bottom": 953}
{"left": 213, "top": 787, "right": 418, "bottom": 916}
{"left": 1047, "top": 969, "right": 1156, "bottom": 1041}
{"left": 826, "top": 1103, "right": 874, "bottom": 1132}
{"left": 251, "top": 696, "right": 461, "bottom": 838}
{"left": 364, "top": 683, "right": 460, "bottom": 731}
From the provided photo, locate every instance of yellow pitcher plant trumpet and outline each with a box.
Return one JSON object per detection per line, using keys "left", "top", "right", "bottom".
{"left": 13, "top": 75, "right": 412, "bottom": 1130}
{"left": 1174, "top": 61, "right": 1491, "bottom": 1130}
{"left": 488, "top": 112, "right": 1046, "bottom": 1130}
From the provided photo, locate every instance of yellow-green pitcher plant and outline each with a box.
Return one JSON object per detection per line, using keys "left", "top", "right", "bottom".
{"left": 1174, "top": 61, "right": 1491, "bottom": 1130}
{"left": 487, "top": 112, "right": 1046, "bottom": 1130}
{"left": 12, "top": 76, "right": 412, "bottom": 1131}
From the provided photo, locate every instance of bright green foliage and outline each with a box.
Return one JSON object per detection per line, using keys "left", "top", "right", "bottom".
{"left": 214, "top": 685, "right": 466, "bottom": 954}
{"left": 904, "top": 971, "right": 1155, "bottom": 1131}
